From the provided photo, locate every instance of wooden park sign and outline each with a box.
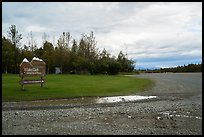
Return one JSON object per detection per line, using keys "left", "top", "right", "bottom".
{"left": 19, "top": 57, "right": 46, "bottom": 90}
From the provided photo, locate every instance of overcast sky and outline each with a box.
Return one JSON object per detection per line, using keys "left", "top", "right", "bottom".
{"left": 2, "top": 2, "right": 202, "bottom": 69}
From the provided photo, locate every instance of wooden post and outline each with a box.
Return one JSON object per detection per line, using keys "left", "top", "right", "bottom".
{"left": 21, "top": 76, "right": 24, "bottom": 90}
{"left": 41, "top": 76, "right": 43, "bottom": 88}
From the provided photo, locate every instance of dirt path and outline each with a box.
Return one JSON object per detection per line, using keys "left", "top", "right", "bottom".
{"left": 134, "top": 73, "right": 202, "bottom": 103}
{"left": 2, "top": 73, "right": 202, "bottom": 135}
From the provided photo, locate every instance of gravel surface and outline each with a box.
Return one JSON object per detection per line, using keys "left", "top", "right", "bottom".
{"left": 2, "top": 73, "right": 202, "bottom": 135}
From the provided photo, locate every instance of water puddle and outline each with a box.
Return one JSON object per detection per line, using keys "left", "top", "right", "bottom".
{"left": 29, "top": 95, "right": 157, "bottom": 105}
{"left": 96, "top": 95, "right": 157, "bottom": 103}
{"left": 4, "top": 95, "right": 157, "bottom": 108}
{"left": 159, "top": 111, "right": 202, "bottom": 120}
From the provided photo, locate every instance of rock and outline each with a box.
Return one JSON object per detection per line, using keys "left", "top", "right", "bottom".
{"left": 167, "top": 114, "right": 173, "bottom": 120}
{"left": 89, "top": 116, "right": 93, "bottom": 119}
{"left": 156, "top": 116, "right": 162, "bottom": 120}
{"left": 127, "top": 115, "right": 132, "bottom": 119}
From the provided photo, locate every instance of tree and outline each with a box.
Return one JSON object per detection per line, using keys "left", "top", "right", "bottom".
{"left": 19, "top": 44, "right": 33, "bottom": 63}
{"left": 42, "top": 32, "right": 50, "bottom": 44}
{"left": 71, "top": 39, "right": 78, "bottom": 54}
{"left": 117, "top": 51, "right": 135, "bottom": 72}
{"left": 7, "top": 25, "right": 22, "bottom": 74}
{"left": 2, "top": 37, "right": 15, "bottom": 73}
{"left": 77, "top": 32, "right": 99, "bottom": 74}
{"left": 65, "top": 32, "right": 71, "bottom": 49}
{"left": 70, "top": 39, "right": 78, "bottom": 73}
{"left": 42, "top": 41, "right": 54, "bottom": 74}
{"left": 56, "top": 32, "right": 72, "bottom": 73}
{"left": 27, "top": 31, "right": 37, "bottom": 57}
{"left": 96, "top": 48, "right": 110, "bottom": 74}
{"left": 107, "top": 57, "right": 121, "bottom": 75}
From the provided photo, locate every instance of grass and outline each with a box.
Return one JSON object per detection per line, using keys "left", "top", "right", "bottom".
{"left": 2, "top": 74, "right": 154, "bottom": 102}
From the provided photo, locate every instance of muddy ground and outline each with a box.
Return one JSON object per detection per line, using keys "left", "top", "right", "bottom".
{"left": 2, "top": 73, "right": 202, "bottom": 135}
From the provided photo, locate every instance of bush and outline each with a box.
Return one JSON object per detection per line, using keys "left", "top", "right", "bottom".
{"left": 107, "top": 59, "right": 121, "bottom": 75}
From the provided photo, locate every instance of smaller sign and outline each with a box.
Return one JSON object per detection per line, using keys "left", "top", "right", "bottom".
{"left": 55, "top": 67, "right": 61, "bottom": 74}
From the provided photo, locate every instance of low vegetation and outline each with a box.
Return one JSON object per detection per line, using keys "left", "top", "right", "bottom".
{"left": 2, "top": 74, "right": 153, "bottom": 102}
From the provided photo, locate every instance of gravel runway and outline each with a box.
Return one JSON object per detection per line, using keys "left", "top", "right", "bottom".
{"left": 2, "top": 73, "right": 202, "bottom": 135}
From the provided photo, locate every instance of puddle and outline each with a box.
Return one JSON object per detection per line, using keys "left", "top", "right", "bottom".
{"left": 4, "top": 95, "right": 157, "bottom": 108}
{"left": 159, "top": 111, "right": 202, "bottom": 120}
{"left": 30, "top": 95, "right": 157, "bottom": 105}
{"left": 96, "top": 95, "right": 157, "bottom": 103}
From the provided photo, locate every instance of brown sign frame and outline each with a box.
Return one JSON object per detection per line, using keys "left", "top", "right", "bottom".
{"left": 19, "top": 57, "right": 46, "bottom": 90}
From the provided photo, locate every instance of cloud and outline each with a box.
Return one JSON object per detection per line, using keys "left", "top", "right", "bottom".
{"left": 25, "top": 26, "right": 54, "bottom": 33}
{"left": 2, "top": 2, "right": 202, "bottom": 68}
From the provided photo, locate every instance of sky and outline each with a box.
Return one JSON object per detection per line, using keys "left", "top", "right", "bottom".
{"left": 2, "top": 2, "right": 202, "bottom": 69}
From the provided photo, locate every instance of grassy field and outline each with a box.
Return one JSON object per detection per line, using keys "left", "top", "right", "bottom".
{"left": 2, "top": 74, "right": 154, "bottom": 102}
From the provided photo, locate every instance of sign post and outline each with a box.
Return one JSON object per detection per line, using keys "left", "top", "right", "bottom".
{"left": 19, "top": 57, "right": 46, "bottom": 90}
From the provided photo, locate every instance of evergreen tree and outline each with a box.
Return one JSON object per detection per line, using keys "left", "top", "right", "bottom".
{"left": 7, "top": 25, "right": 22, "bottom": 74}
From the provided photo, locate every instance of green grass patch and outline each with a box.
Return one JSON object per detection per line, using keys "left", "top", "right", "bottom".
{"left": 2, "top": 74, "right": 154, "bottom": 102}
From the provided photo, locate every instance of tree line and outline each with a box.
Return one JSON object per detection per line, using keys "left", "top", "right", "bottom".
{"left": 2, "top": 25, "right": 135, "bottom": 75}
{"left": 159, "top": 63, "right": 202, "bottom": 73}
{"left": 139, "top": 63, "right": 202, "bottom": 73}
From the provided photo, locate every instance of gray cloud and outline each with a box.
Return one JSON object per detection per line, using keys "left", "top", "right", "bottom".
{"left": 2, "top": 2, "right": 202, "bottom": 68}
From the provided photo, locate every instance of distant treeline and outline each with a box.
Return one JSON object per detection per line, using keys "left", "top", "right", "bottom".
{"left": 139, "top": 63, "right": 202, "bottom": 73}
{"left": 2, "top": 25, "right": 134, "bottom": 75}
